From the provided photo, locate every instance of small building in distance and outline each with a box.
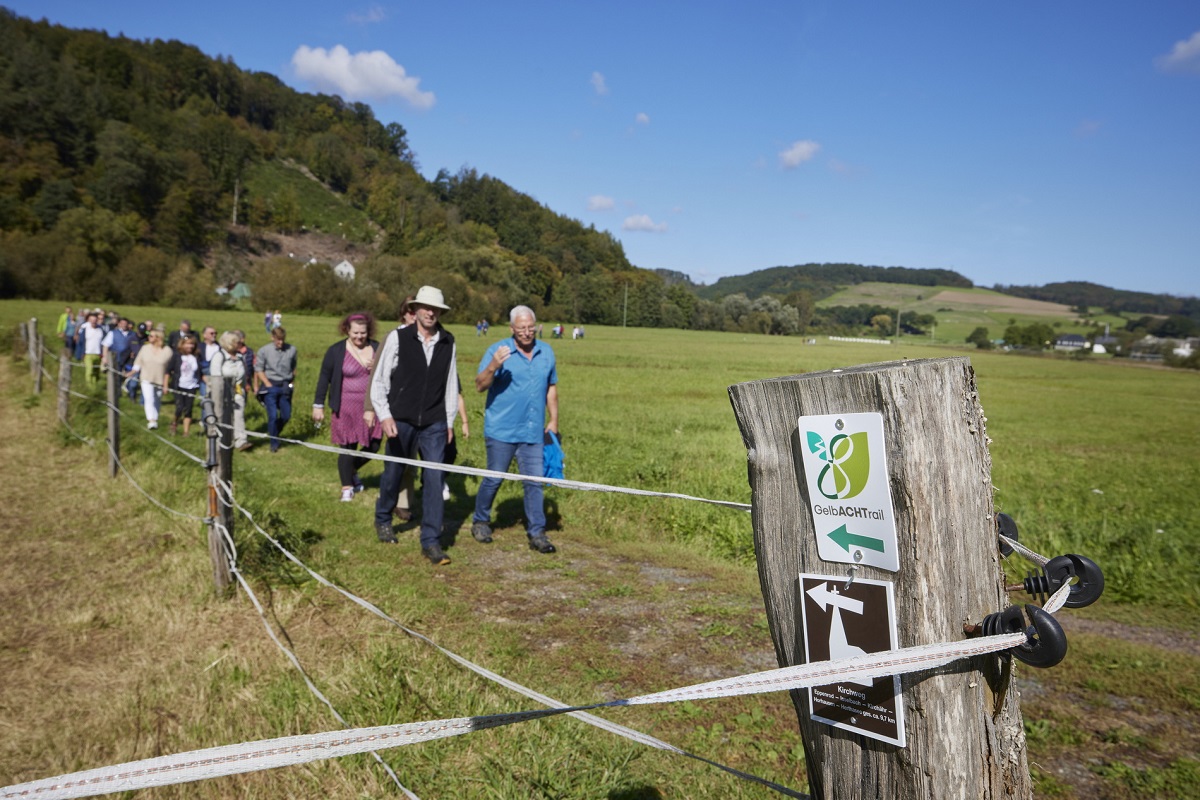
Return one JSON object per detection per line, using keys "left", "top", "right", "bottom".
{"left": 1054, "top": 333, "right": 1087, "bottom": 351}
{"left": 334, "top": 260, "right": 356, "bottom": 281}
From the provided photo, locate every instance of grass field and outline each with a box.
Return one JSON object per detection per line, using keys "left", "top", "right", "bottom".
{"left": 2, "top": 298, "right": 1198, "bottom": 798}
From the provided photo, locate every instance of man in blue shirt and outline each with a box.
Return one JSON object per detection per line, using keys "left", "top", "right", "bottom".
{"left": 472, "top": 305, "right": 559, "bottom": 553}
{"left": 100, "top": 317, "right": 137, "bottom": 373}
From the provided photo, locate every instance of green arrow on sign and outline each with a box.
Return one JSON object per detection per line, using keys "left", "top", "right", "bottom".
{"left": 828, "top": 524, "right": 886, "bottom": 553}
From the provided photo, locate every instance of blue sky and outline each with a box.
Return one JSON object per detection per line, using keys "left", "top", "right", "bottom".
{"left": 9, "top": 1, "right": 1200, "bottom": 296}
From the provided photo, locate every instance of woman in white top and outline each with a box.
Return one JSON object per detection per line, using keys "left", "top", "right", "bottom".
{"left": 168, "top": 337, "right": 202, "bottom": 436}
{"left": 130, "top": 329, "right": 173, "bottom": 429}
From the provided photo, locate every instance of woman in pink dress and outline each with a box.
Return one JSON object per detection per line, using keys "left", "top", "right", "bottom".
{"left": 312, "top": 312, "right": 384, "bottom": 501}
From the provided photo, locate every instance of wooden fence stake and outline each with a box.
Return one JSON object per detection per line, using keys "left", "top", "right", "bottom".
{"left": 57, "top": 350, "right": 72, "bottom": 425}
{"left": 204, "top": 379, "right": 235, "bottom": 593}
{"left": 728, "top": 357, "right": 1029, "bottom": 799}
{"left": 106, "top": 352, "right": 120, "bottom": 478}
{"left": 26, "top": 319, "right": 38, "bottom": 378}
{"left": 33, "top": 333, "right": 44, "bottom": 394}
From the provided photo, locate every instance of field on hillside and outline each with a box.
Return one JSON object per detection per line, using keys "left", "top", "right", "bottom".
{"left": 3, "top": 298, "right": 1198, "bottom": 799}
{"left": 819, "top": 282, "right": 1126, "bottom": 343}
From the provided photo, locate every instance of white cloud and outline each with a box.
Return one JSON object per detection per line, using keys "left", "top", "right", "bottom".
{"left": 780, "top": 139, "right": 820, "bottom": 169}
{"left": 587, "top": 195, "right": 615, "bottom": 212}
{"left": 623, "top": 214, "right": 668, "bottom": 233}
{"left": 347, "top": 5, "right": 386, "bottom": 24}
{"left": 291, "top": 45, "right": 435, "bottom": 108}
{"left": 1156, "top": 30, "right": 1200, "bottom": 74}
{"left": 635, "top": 112, "right": 650, "bottom": 125}
{"left": 591, "top": 71, "right": 610, "bottom": 95}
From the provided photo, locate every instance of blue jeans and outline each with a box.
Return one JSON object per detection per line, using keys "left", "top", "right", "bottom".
{"left": 376, "top": 420, "right": 447, "bottom": 548}
{"left": 263, "top": 385, "right": 292, "bottom": 450}
{"left": 473, "top": 438, "right": 545, "bottom": 537}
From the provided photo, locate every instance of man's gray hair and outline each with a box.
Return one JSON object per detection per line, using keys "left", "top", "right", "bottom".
{"left": 509, "top": 305, "right": 536, "bottom": 324}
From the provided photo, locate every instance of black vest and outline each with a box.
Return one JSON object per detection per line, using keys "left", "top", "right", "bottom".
{"left": 387, "top": 325, "right": 455, "bottom": 427}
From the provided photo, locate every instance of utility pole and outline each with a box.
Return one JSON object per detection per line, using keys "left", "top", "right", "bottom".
{"left": 623, "top": 283, "right": 629, "bottom": 328}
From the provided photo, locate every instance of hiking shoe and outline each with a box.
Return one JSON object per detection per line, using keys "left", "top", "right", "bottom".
{"left": 471, "top": 521, "right": 493, "bottom": 544}
{"left": 422, "top": 544, "right": 451, "bottom": 566}
{"left": 352, "top": 475, "right": 365, "bottom": 494}
{"left": 528, "top": 535, "right": 557, "bottom": 554}
{"left": 375, "top": 521, "right": 398, "bottom": 544}
{"left": 340, "top": 488, "right": 355, "bottom": 502}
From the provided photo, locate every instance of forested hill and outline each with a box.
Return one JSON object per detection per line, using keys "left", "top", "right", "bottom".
{"left": 995, "top": 281, "right": 1199, "bottom": 320}
{"left": 0, "top": 8, "right": 673, "bottom": 325}
{"left": 695, "top": 263, "right": 974, "bottom": 302}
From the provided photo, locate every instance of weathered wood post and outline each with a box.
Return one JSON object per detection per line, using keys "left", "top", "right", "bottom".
{"left": 106, "top": 351, "right": 120, "bottom": 478}
{"left": 728, "top": 357, "right": 1029, "bottom": 799}
{"left": 26, "top": 319, "right": 38, "bottom": 379}
{"left": 33, "top": 333, "right": 44, "bottom": 395}
{"left": 203, "top": 378, "right": 235, "bottom": 593}
{"left": 57, "top": 350, "right": 72, "bottom": 425}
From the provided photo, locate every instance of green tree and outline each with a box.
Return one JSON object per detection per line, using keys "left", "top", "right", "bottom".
{"left": 966, "top": 327, "right": 992, "bottom": 349}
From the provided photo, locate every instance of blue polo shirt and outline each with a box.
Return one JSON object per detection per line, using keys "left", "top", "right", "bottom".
{"left": 479, "top": 338, "right": 557, "bottom": 444}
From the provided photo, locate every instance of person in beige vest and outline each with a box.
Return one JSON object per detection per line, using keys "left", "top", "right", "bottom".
{"left": 129, "top": 329, "right": 173, "bottom": 429}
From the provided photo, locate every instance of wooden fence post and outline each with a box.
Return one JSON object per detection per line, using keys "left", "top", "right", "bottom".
{"left": 26, "top": 319, "right": 38, "bottom": 378}
{"left": 728, "top": 357, "right": 1029, "bottom": 799}
{"left": 106, "top": 352, "right": 120, "bottom": 478}
{"left": 33, "top": 333, "right": 45, "bottom": 394}
{"left": 203, "top": 378, "right": 235, "bottom": 593}
{"left": 57, "top": 350, "right": 72, "bottom": 425}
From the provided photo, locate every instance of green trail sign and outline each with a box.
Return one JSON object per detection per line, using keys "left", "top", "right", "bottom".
{"left": 797, "top": 412, "right": 900, "bottom": 572}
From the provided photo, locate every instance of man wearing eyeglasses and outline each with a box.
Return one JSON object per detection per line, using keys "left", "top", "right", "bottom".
{"left": 471, "top": 305, "right": 559, "bottom": 554}
{"left": 369, "top": 285, "right": 460, "bottom": 565}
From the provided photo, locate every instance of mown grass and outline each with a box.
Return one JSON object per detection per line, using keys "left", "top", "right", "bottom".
{"left": 4, "top": 297, "right": 1198, "bottom": 611}
{"left": 3, "top": 297, "right": 1199, "bottom": 798}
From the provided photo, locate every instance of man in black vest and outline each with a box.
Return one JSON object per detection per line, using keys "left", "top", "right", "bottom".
{"left": 368, "top": 285, "right": 460, "bottom": 565}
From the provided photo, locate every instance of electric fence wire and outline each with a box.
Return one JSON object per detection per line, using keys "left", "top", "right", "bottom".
{"left": 46, "top": 355, "right": 208, "bottom": 466}
{"left": 12, "top": 344, "right": 1072, "bottom": 800}
{"left": 1, "top": 581, "right": 1070, "bottom": 800}
{"left": 229, "top": 425, "right": 752, "bottom": 512}
{"left": 215, "top": 479, "right": 809, "bottom": 799}
{"left": 214, "top": 522, "right": 417, "bottom": 800}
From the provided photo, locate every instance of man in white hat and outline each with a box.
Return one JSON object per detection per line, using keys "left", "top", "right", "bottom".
{"left": 368, "top": 285, "right": 460, "bottom": 565}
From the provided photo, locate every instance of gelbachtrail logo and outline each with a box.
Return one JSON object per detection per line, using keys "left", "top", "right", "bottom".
{"left": 807, "top": 430, "right": 871, "bottom": 500}
{"left": 798, "top": 411, "right": 898, "bottom": 572}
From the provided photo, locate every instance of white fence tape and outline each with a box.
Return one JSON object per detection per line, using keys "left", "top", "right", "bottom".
{"left": 4, "top": 590, "right": 1066, "bottom": 800}
{"left": 234, "top": 427, "right": 752, "bottom": 511}
{"left": 215, "top": 480, "right": 807, "bottom": 797}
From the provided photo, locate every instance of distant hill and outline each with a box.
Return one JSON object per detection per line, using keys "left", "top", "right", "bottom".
{"left": 695, "top": 263, "right": 973, "bottom": 302}
{"left": 994, "top": 281, "right": 1199, "bottom": 321}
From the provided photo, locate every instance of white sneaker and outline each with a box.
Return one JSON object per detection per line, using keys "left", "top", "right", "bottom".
{"left": 148, "top": 421, "right": 157, "bottom": 430}
{"left": 340, "top": 488, "right": 354, "bottom": 502}
{"left": 442, "top": 484, "right": 451, "bottom": 502}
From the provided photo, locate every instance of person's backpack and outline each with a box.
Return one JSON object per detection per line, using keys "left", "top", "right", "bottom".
{"left": 543, "top": 430, "right": 564, "bottom": 479}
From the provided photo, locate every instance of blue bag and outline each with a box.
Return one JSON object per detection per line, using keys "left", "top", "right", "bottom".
{"left": 543, "top": 430, "right": 565, "bottom": 479}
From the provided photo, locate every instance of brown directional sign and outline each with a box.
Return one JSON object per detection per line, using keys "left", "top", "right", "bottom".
{"left": 799, "top": 573, "right": 906, "bottom": 747}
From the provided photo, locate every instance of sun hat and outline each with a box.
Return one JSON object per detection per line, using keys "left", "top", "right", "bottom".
{"left": 412, "top": 285, "right": 450, "bottom": 310}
